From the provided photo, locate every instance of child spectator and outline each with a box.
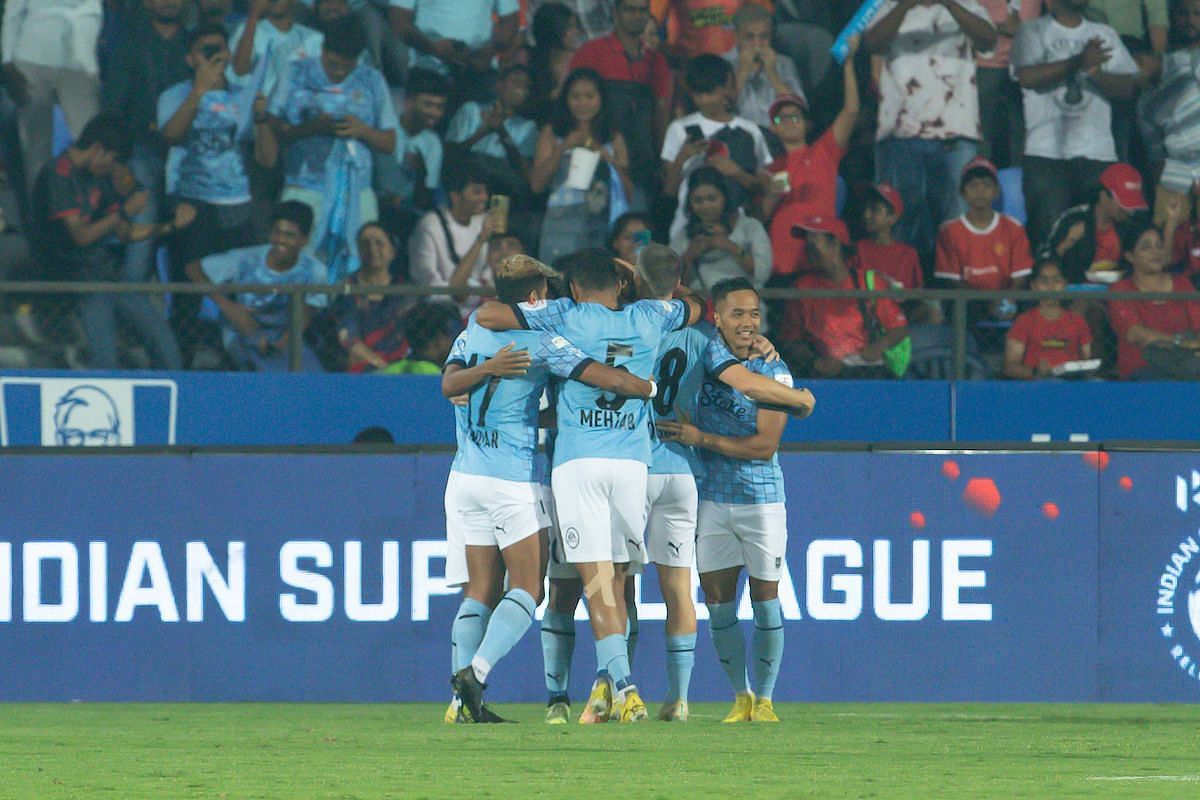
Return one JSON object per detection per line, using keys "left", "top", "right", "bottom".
{"left": 185, "top": 200, "right": 327, "bottom": 372}
{"left": 723, "top": 3, "right": 805, "bottom": 129}
{"left": 670, "top": 166, "right": 770, "bottom": 295}
{"left": 159, "top": 24, "right": 280, "bottom": 367}
{"left": 1108, "top": 218, "right": 1200, "bottom": 379}
{"left": 232, "top": 0, "right": 324, "bottom": 99}
{"left": 335, "top": 222, "right": 413, "bottom": 372}
{"left": 761, "top": 35, "right": 859, "bottom": 279}
{"left": 662, "top": 54, "right": 771, "bottom": 240}
{"left": 446, "top": 64, "right": 537, "bottom": 201}
{"left": 531, "top": 68, "right": 633, "bottom": 264}
{"left": 1004, "top": 258, "right": 1093, "bottom": 379}
{"left": 783, "top": 215, "right": 909, "bottom": 378}
{"left": 865, "top": 0, "right": 996, "bottom": 265}
{"left": 570, "top": 0, "right": 674, "bottom": 203}
{"left": 528, "top": 3, "right": 584, "bottom": 125}
{"left": 857, "top": 183, "right": 922, "bottom": 289}
{"left": 1038, "top": 162, "right": 1148, "bottom": 285}
{"left": 268, "top": 16, "right": 396, "bottom": 282}
{"left": 408, "top": 160, "right": 496, "bottom": 317}
{"left": 935, "top": 157, "right": 1033, "bottom": 291}
{"left": 376, "top": 68, "right": 449, "bottom": 217}
{"left": 384, "top": 300, "right": 460, "bottom": 374}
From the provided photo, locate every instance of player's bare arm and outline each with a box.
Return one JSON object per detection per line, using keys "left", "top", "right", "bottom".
{"left": 718, "top": 365, "right": 815, "bottom": 417}
{"left": 440, "top": 344, "right": 532, "bottom": 397}
{"left": 657, "top": 407, "right": 789, "bottom": 462}
{"left": 576, "top": 362, "right": 657, "bottom": 399}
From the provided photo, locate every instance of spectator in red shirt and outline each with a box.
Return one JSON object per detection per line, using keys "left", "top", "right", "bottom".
{"left": 856, "top": 183, "right": 922, "bottom": 289}
{"left": 652, "top": 0, "right": 771, "bottom": 59}
{"left": 570, "top": 0, "right": 674, "bottom": 200}
{"left": 1108, "top": 218, "right": 1200, "bottom": 379}
{"left": 762, "top": 35, "right": 860, "bottom": 279}
{"left": 935, "top": 157, "right": 1033, "bottom": 291}
{"left": 1004, "top": 258, "right": 1093, "bottom": 379}
{"left": 783, "top": 215, "right": 909, "bottom": 378}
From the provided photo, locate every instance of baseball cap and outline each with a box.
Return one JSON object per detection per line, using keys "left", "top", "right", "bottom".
{"left": 495, "top": 253, "right": 559, "bottom": 281}
{"left": 960, "top": 156, "right": 999, "bottom": 186}
{"left": 791, "top": 215, "right": 850, "bottom": 245}
{"left": 1099, "top": 163, "right": 1148, "bottom": 212}
{"left": 863, "top": 182, "right": 904, "bottom": 218}
{"left": 769, "top": 94, "right": 809, "bottom": 122}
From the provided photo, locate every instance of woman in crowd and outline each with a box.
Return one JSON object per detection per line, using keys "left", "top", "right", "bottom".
{"left": 608, "top": 211, "right": 654, "bottom": 265}
{"left": 334, "top": 222, "right": 412, "bottom": 373}
{"left": 526, "top": 3, "right": 583, "bottom": 125}
{"left": 531, "top": 68, "right": 632, "bottom": 265}
{"left": 670, "top": 166, "right": 771, "bottom": 295}
{"left": 1108, "top": 219, "right": 1200, "bottom": 379}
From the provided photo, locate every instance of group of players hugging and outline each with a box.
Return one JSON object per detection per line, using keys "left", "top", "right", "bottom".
{"left": 440, "top": 244, "right": 814, "bottom": 724}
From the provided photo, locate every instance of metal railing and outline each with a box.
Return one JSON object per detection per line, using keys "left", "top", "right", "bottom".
{"left": 1, "top": 280, "right": 1195, "bottom": 377}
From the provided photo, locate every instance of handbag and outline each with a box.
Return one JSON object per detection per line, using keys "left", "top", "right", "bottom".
{"left": 852, "top": 268, "right": 912, "bottom": 378}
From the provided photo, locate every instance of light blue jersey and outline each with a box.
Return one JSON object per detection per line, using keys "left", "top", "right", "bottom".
{"left": 268, "top": 57, "right": 396, "bottom": 191}
{"left": 157, "top": 80, "right": 253, "bottom": 204}
{"left": 229, "top": 17, "right": 323, "bottom": 99}
{"left": 445, "top": 330, "right": 470, "bottom": 452}
{"left": 446, "top": 101, "right": 537, "bottom": 161}
{"left": 694, "top": 334, "right": 791, "bottom": 505}
{"left": 649, "top": 322, "right": 714, "bottom": 476}
{"left": 445, "top": 318, "right": 591, "bottom": 483}
{"left": 516, "top": 297, "right": 688, "bottom": 467}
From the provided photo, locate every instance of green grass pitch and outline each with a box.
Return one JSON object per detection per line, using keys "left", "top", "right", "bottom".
{"left": 1, "top": 703, "right": 1197, "bottom": 798}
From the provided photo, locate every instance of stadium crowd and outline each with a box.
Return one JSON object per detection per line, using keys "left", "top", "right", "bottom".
{"left": 1, "top": 0, "right": 1200, "bottom": 379}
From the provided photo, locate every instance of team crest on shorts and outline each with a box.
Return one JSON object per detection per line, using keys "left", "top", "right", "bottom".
{"left": 1156, "top": 534, "right": 1200, "bottom": 685}
{"left": 565, "top": 527, "right": 580, "bottom": 549}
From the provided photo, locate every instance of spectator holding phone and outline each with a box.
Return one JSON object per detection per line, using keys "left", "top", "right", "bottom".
{"left": 670, "top": 166, "right": 770, "bottom": 296}
{"left": 232, "top": 0, "right": 325, "bottom": 99}
{"left": 376, "top": 68, "right": 449, "bottom": 220}
{"left": 609, "top": 211, "right": 654, "bottom": 264}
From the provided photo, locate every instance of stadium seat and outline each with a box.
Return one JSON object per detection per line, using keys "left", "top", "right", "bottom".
{"left": 52, "top": 105, "right": 72, "bottom": 158}
{"left": 906, "top": 323, "right": 991, "bottom": 380}
{"left": 995, "top": 167, "right": 1025, "bottom": 224}
{"left": 155, "top": 246, "right": 220, "bottom": 321}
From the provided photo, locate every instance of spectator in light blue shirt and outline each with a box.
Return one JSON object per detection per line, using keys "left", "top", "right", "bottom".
{"left": 387, "top": 0, "right": 520, "bottom": 97}
{"left": 375, "top": 68, "right": 448, "bottom": 218}
{"left": 231, "top": 0, "right": 325, "bottom": 100}
{"left": 185, "top": 200, "right": 328, "bottom": 372}
{"left": 446, "top": 64, "right": 537, "bottom": 201}
{"left": 268, "top": 16, "right": 397, "bottom": 282}
{"left": 159, "top": 24, "right": 282, "bottom": 365}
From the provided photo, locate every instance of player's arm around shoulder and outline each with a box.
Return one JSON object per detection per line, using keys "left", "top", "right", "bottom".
{"left": 474, "top": 300, "right": 522, "bottom": 331}
{"left": 718, "top": 361, "right": 815, "bottom": 418}
{"left": 440, "top": 343, "right": 532, "bottom": 398}
{"left": 576, "top": 361, "right": 656, "bottom": 398}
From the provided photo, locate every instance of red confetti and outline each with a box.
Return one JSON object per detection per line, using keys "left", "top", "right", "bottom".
{"left": 1042, "top": 502, "right": 1060, "bottom": 520}
{"left": 1082, "top": 452, "right": 1110, "bottom": 471}
{"left": 963, "top": 478, "right": 1001, "bottom": 517}
{"left": 942, "top": 460, "right": 960, "bottom": 481}
{"left": 1120, "top": 476, "right": 1133, "bottom": 491}
{"left": 910, "top": 511, "right": 926, "bottom": 529}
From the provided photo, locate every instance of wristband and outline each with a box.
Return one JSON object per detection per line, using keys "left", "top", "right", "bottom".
{"left": 647, "top": 380, "right": 658, "bottom": 399}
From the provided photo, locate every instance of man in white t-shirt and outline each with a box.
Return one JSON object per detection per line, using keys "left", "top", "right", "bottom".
{"left": 865, "top": 0, "right": 997, "bottom": 265}
{"left": 407, "top": 160, "right": 494, "bottom": 318}
{"left": 1011, "top": 0, "right": 1141, "bottom": 248}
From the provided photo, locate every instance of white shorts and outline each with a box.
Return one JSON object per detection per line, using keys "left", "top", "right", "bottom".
{"left": 645, "top": 473, "right": 698, "bottom": 568}
{"left": 445, "top": 471, "right": 549, "bottom": 552}
{"left": 443, "top": 472, "right": 469, "bottom": 587}
{"left": 696, "top": 500, "right": 788, "bottom": 581}
{"left": 543, "top": 488, "right": 579, "bottom": 581}
{"left": 551, "top": 458, "right": 648, "bottom": 565}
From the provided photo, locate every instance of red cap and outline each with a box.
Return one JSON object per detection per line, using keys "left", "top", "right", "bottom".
{"left": 1099, "top": 163, "right": 1148, "bottom": 212}
{"left": 866, "top": 182, "right": 904, "bottom": 218}
{"left": 791, "top": 215, "right": 850, "bottom": 245}
{"left": 768, "top": 94, "right": 808, "bottom": 121}
{"left": 960, "top": 156, "right": 999, "bottom": 183}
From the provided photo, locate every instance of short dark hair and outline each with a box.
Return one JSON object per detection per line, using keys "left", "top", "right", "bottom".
{"left": 685, "top": 54, "right": 733, "bottom": 94}
{"left": 77, "top": 113, "right": 133, "bottom": 161}
{"left": 562, "top": 248, "right": 619, "bottom": 292}
{"left": 403, "top": 301, "right": 457, "bottom": 351}
{"left": 1030, "top": 258, "right": 1065, "bottom": 282}
{"left": 496, "top": 273, "right": 547, "bottom": 304}
{"left": 607, "top": 211, "right": 652, "bottom": 252}
{"left": 272, "top": 200, "right": 314, "bottom": 236}
{"left": 1118, "top": 216, "right": 1161, "bottom": 257}
{"left": 407, "top": 67, "right": 451, "bottom": 99}
{"left": 960, "top": 167, "right": 998, "bottom": 190}
{"left": 187, "top": 22, "right": 228, "bottom": 50}
{"left": 443, "top": 157, "right": 487, "bottom": 195}
{"left": 322, "top": 15, "right": 366, "bottom": 60}
{"left": 711, "top": 277, "right": 758, "bottom": 307}
{"left": 352, "top": 426, "right": 394, "bottom": 444}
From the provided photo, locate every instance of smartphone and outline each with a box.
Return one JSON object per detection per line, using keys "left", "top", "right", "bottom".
{"left": 632, "top": 229, "right": 651, "bottom": 254}
{"left": 488, "top": 194, "right": 510, "bottom": 234}
{"left": 684, "top": 124, "right": 704, "bottom": 142}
